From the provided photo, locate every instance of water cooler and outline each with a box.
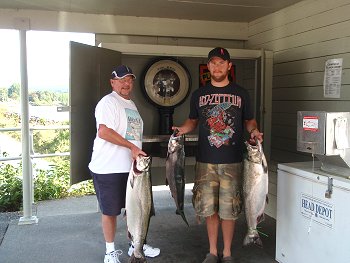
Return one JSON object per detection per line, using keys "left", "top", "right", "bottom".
{"left": 275, "top": 111, "right": 350, "bottom": 263}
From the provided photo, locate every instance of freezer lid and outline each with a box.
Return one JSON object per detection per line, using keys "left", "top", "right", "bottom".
{"left": 278, "top": 162, "right": 350, "bottom": 191}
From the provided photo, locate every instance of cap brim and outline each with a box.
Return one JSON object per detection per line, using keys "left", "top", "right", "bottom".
{"left": 208, "top": 56, "right": 230, "bottom": 62}
{"left": 113, "top": 73, "right": 136, "bottom": 79}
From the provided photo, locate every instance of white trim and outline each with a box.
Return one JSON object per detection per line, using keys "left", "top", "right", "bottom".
{"left": 0, "top": 8, "right": 248, "bottom": 40}
{"left": 100, "top": 43, "right": 271, "bottom": 59}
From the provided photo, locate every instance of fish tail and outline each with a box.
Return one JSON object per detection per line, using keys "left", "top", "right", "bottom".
{"left": 243, "top": 230, "right": 263, "bottom": 248}
{"left": 176, "top": 209, "right": 189, "bottom": 226}
{"left": 128, "top": 254, "right": 147, "bottom": 263}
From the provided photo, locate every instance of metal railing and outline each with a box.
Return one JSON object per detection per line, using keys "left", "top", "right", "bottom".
{"left": 0, "top": 126, "right": 70, "bottom": 162}
{"left": 0, "top": 127, "right": 198, "bottom": 162}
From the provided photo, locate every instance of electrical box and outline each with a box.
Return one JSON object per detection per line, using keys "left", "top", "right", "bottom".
{"left": 297, "top": 111, "right": 350, "bottom": 177}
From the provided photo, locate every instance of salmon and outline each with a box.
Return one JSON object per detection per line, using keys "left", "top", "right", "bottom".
{"left": 243, "top": 140, "right": 268, "bottom": 247}
{"left": 126, "top": 155, "right": 153, "bottom": 263}
{"left": 165, "top": 131, "right": 189, "bottom": 226}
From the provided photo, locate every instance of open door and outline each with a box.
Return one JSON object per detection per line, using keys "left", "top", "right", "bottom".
{"left": 255, "top": 57, "right": 262, "bottom": 126}
{"left": 70, "top": 41, "right": 121, "bottom": 185}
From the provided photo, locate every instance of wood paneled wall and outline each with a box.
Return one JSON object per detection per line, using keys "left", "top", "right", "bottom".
{"left": 247, "top": 0, "right": 350, "bottom": 218}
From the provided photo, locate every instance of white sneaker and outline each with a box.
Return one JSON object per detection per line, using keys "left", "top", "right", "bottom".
{"left": 128, "top": 242, "right": 160, "bottom": 258}
{"left": 104, "top": 250, "right": 122, "bottom": 263}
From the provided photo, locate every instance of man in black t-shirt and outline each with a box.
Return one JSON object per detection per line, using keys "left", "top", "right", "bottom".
{"left": 173, "top": 47, "right": 263, "bottom": 263}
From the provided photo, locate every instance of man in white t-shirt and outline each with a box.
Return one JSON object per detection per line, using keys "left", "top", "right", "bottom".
{"left": 89, "top": 65, "right": 160, "bottom": 263}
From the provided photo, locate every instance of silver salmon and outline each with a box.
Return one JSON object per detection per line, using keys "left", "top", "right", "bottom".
{"left": 165, "top": 131, "right": 189, "bottom": 226}
{"left": 243, "top": 140, "right": 268, "bottom": 247}
{"left": 126, "top": 155, "right": 153, "bottom": 263}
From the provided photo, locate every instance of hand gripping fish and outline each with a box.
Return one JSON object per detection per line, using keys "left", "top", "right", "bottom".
{"left": 126, "top": 155, "right": 154, "bottom": 263}
{"left": 165, "top": 130, "right": 189, "bottom": 226}
{"left": 243, "top": 139, "right": 268, "bottom": 247}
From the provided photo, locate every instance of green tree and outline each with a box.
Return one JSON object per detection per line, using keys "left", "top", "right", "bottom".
{"left": 29, "top": 90, "right": 69, "bottom": 106}
{"left": 0, "top": 87, "right": 8, "bottom": 101}
{"left": 33, "top": 129, "right": 69, "bottom": 154}
{"left": 0, "top": 158, "right": 95, "bottom": 212}
{"left": 0, "top": 162, "right": 22, "bottom": 211}
{"left": 60, "top": 92, "right": 69, "bottom": 106}
{"left": 8, "top": 83, "right": 20, "bottom": 101}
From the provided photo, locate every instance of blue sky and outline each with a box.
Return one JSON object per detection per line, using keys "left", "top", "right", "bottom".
{"left": 0, "top": 29, "right": 95, "bottom": 91}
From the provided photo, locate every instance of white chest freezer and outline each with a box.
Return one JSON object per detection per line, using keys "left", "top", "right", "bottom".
{"left": 276, "top": 162, "right": 350, "bottom": 263}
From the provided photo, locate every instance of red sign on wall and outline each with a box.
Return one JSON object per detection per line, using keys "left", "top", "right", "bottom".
{"left": 302, "top": 116, "right": 319, "bottom": 131}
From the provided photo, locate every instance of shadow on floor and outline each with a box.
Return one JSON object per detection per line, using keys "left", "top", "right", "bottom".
{"left": 0, "top": 189, "right": 277, "bottom": 263}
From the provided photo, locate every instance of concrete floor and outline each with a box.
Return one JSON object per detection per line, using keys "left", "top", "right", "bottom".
{"left": 0, "top": 186, "right": 277, "bottom": 263}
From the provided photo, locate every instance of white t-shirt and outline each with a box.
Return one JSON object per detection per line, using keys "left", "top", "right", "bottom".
{"left": 88, "top": 91, "right": 143, "bottom": 174}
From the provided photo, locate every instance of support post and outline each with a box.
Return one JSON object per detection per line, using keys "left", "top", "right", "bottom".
{"left": 18, "top": 29, "right": 38, "bottom": 225}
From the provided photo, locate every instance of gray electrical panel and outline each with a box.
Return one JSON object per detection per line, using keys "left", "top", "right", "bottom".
{"left": 297, "top": 111, "right": 350, "bottom": 177}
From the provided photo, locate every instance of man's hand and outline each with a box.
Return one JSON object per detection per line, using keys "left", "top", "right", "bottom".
{"left": 172, "top": 118, "right": 198, "bottom": 136}
{"left": 172, "top": 126, "right": 185, "bottom": 136}
{"left": 130, "top": 144, "right": 147, "bottom": 160}
{"left": 249, "top": 129, "right": 263, "bottom": 144}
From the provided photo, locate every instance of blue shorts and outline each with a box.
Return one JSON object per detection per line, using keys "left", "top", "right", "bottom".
{"left": 90, "top": 170, "right": 129, "bottom": 216}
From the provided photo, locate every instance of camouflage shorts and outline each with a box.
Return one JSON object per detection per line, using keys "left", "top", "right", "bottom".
{"left": 192, "top": 162, "right": 243, "bottom": 220}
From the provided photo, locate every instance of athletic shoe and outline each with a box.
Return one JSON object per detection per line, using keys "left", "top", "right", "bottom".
{"left": 128, "top": 242, "right": 160, "bottom": 258}
{"left": 104, "top": 250, "right": 122, "bottom": 263}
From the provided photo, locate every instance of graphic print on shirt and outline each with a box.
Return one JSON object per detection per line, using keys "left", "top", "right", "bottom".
{"left": 199, "top": 93, "right": 242, "bottom": 148}
{"left": 125, "top": 108, "right": 142, "bottom": 141}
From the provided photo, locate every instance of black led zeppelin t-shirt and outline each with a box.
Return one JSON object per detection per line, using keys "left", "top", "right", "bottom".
{"left": 189, "top": 82, "right": 254, "bottom": 164}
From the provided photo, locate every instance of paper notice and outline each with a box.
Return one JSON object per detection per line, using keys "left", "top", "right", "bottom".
{"left": 323, "top": 58, "right": 343, "bottom": 98}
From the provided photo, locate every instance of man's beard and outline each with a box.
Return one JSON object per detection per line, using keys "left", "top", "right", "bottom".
{"left": 211, "top": 72, "right": 229, "bottom": 83}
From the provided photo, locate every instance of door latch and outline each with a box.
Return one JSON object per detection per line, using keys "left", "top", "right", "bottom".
{"left": 325, "top": 177, "right": 333, "bottom": 198}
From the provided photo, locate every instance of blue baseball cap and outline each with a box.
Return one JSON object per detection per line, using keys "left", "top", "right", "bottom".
{"left": 111, "top": 65, "right": 136, "bottom": 79}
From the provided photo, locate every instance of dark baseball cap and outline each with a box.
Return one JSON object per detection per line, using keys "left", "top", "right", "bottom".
{"left": 111, "top": 65, "right": 136, "bottom": 79}
{"left": 208, "top": 47, "right": 230, "bottom": 62}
